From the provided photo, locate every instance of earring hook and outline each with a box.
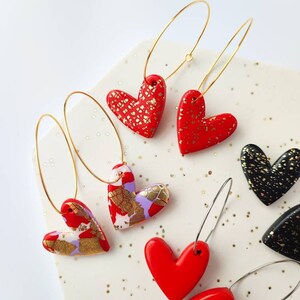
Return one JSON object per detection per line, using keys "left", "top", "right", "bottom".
{"left": 35, "top": 114, "right": 78, "bottom": 214}
{"left": 198, "top": 18, "right": 253, "bottom": 96}
{"left": 144, "top": 0, "right": 210, "bottom": 84}
{"left": 193, "top": 178, "right": 233, "bottom": 254}
{"left": 230, "top": 259, "right": 300, "bottom": 300}
{"left": 64, "top": 91, "right": 125, "bottom": 184}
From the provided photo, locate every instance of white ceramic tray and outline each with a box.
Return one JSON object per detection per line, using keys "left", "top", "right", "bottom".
{"left": 34, "top": 40, "right": 300, "bottom": 299}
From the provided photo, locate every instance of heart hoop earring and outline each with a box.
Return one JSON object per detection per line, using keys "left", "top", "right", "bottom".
{"left": 106, "top": 0, "right": 210, "bottom": 138}
{"left": 35, "top": 114, "right": 110, "bottom": 256}
{"left": 64, "top": 91, "right": 170, "bottom": 230}
{"left": 190, "top": 259, "right": 300, "bottom": 300}
{"left": 144, "top": 178, "right": 232, "bottom": 300}
{"left": 177, "top": 18, "right": 253, "bottom": 155}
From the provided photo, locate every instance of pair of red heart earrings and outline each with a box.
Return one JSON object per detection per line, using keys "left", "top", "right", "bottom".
{"left": 106, "top": 0, "right": 253, "bottom": 155}
{"left": 144, "top": 178, "right": 300, "bottom": 299}
{"left": 35, "top": 91, "right": 170, "bottom": 256}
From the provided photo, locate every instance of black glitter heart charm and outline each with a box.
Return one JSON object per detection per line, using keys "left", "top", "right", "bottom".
{"left": 262, "top": 204, "right": 300, "bottom": 261}
{"left": 240, "top": 144, "right": 300, "bottom": 205}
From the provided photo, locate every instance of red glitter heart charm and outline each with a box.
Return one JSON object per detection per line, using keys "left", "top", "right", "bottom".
{"left": 43, "top": 199, "right": 110, "bottom": 256}
{"left": 190, "top": 288, "right": 234, "bottom": 300}
{"left": 144, "top": 237, "right": 209, "bottom": 300}
{"left": 106, "top": 74, "right": 166, "bottom": 138}
{"left": 177, "top": 90, "right": 237, "bottom": 155}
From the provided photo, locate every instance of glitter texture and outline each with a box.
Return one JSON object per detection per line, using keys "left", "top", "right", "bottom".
{"left": 262, "top": 204, "right": 300, "bottom": 261}
{"left": 177, "top": 90, "right": 237, "bottom": 155}
{"left": 240, "top": 144, "right": 300, "bottom": 205}
{"left": 106, "top": 74, "right": 166, "bottom": 138}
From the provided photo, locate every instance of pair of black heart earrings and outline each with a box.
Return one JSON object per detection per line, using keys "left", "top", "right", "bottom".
{"left": 241, "top": 143, "right": 300, "bottom": 262}
{"left": 106, "top": 0, "right": 253, "bottom": 155}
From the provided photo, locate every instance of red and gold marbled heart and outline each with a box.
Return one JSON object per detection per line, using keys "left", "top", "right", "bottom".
{"left": 43, "top": 199, "right": 110, "bottom": 256}
{"left": 108, "top": 163, "right": 169, "bottom": 230}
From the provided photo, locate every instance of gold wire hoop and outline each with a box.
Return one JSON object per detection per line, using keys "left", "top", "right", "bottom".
{"left": 64, "top": 91, "right": 125, "bottom": 185}
{"left": 35, "top": 114, "right": 78, "bottom": 214}
{"left": 144, "top": 0, "right": 210, "bottom": 83}
{"left": 198, "top": 18, "right": 253, "bottom": 96}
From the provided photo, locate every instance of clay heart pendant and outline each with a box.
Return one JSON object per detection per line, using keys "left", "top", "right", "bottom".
{"left": 190, "top": 288, "right": 234, "bottom": 300}
{"left": 144, "top": 237, "right": 209, "bottom": 300}
{"left": 177, "top": 90, "right": 237, "bottom": 155}
{"left": 107, "top": 163, "right": 169, "bottom": 230}
{"left": 106, "top": 74, "right": 166, "bottom": 138}
{"left": 262, "top": 204, "right": 300, "bottom": 261}
{"left": 240, "top": 144, "right": 300, "bottom": 205}
{"left": 43, "top": 199, "right": 110, "bottom": 256}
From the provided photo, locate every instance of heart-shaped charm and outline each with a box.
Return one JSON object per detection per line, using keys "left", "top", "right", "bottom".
{"left": 144, "top": 237, "right": 209, "bottom": 300}
{"left": 43, "top": 199, "right": 110, "bottom": 256}
{"left": 108, "top": 163, "right": 169, "bottom": 230}
{"left": 177, "top": 90, "right": 237, "bottom": 155}
{"left": 240, "top": 144, "right": 300, "bottom": 205}
{"left": 190, "top": 288, "right": 234, "bottom": 300}
{"left": 106, "top": 74, "right": 166, "bottom": 138}
{"left": 262, "top": 204, "right": 300, "bottom": 261}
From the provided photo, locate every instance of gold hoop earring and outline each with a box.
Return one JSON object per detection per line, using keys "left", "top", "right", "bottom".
{"left": 64, "top": 91, "right": 170, "bottom": 230}
{"left": 177, "top": 18, "right": 253, "bottom": 155}
{"left": 35, "top": 114, "right": 110, "bottom": 256}
{"left": 106, "top": 1, "right": 211, "bottom": 138}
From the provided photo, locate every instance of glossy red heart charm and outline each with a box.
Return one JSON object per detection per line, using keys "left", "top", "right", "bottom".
{"left": 43, "top": 199, "right": 110, "bottom": 256}
{"left": 108, "top": 163, "right": 169, "bottom": 230}
{"left": 107, "top": 74, "right": 166, "bottom": 138}
{"left": 177, "top": 90, "right": 237, "bottom": 155}
{"left": 190, "top": 288, "right": 234, "bottom": 300}
{"left": 145, "top": 237, "right": 210, "bottom": 300}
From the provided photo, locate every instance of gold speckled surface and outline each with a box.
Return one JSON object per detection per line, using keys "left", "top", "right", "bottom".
{"left": 34, "top": 40, "right": 300, "bottom": 299}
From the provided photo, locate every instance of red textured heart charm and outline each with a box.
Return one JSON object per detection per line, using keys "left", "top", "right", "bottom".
{"left": 177, "top": 90, "right": 237, "bottom": 155}
{"left": 43, "top": 199, "right": 110, "bottom": 256}
{"left": 107, "top": 74, "right": 166, "bottom": 138}
{"left": 145, "top": 237, "right": 209, "bottom": 300}
{"left": 190, "top": 288, "right": 234, "bottom": 300}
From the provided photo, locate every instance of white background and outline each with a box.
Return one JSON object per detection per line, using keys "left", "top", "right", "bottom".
{"left": 1, "top": 0, "right": 300, "bottom": 299}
